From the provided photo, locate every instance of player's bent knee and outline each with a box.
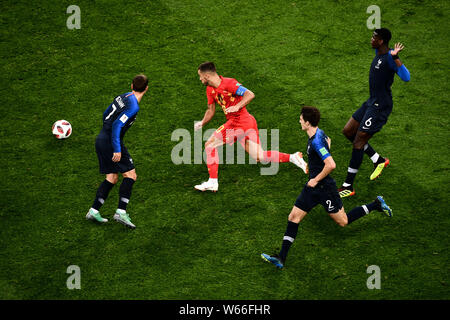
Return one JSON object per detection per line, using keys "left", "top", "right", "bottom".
{"left": 344, "top": 126, "right": 358, "bottom": 140}
{"left": 288, "top": 209, "right": 304, "bottom": 224}
{"left": 205, "top": 138, "right": 214, "bottom": 149}
{"left": 253, "top": 153, "right": 262, "bottom": 163}
{"left": 353, "top": 132, "right": 372, "bottom": 149}
{"left": 337, "top": 220, "right": 348, "bottom": 227}
{"left": 331, "top": 208, "right": 348, "bottom": 227}
{"left": 122, "top": 170, "right": 137, "bottom": 181}
{"left": 205, "top": 139, "right": 222, "bottom": 150}
{"left": 331, "top": 216, "right": 347, "bottom": 227}
{"left": 352, "top": 136, "right": 367, "bottom": 149}
{"left": 342, "top": 127, "right": 350, "bottom": 138}
{"left": 353, "top": 140, "right": 366, "bottom": 150}
{"left": 106, "top": 174, "right": 119, "bottom": 184}
{"left": 288, "top": 213, "right": 300, "bottom": 223}
{"left": 289, "top": 206, "right": 308, "bottom": 223}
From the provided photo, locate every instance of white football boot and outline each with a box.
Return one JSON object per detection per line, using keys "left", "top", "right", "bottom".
{"left": 290, "top": 152, "right": 308, "bottom": 174}
{"left": 113, "top": 209, "right": 136, "bottom": 229}
{"left": 194, "top": 179, "right": 218, "bottom": 192}
{"left": 86, "top": 208, "right": 108, "bottom": 223}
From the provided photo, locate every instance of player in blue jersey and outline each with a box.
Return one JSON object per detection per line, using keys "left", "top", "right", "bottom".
{"left": 261, "top": 106, "right": 392, "bottom": 269}
{"left": 339, "top": 28, "right": 410, "bottom": 198}
{"left": 86, "top": 74, "right": 148, "bottom": 229}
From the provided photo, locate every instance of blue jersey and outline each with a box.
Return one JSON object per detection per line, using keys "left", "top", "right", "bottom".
{"left": 100, "top": 92, "right": 140, "bottom": 153}
{"left": 306, "top": 128, "right": 333, "bottom": 183}
{"left": 368, "top": 49, "right": 410, "bottom": 107}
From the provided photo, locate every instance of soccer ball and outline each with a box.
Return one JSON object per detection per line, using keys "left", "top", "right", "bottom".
{"left": 52, "top": 120, "right": 72, "bottom": 139}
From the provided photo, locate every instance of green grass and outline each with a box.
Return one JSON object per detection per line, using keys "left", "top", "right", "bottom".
{"left": 1, "top": 0, "right": 449, "bottom": 299}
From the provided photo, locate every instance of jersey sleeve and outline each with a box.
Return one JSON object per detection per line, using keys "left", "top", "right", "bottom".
{"left": 311, "top": 137, "right": 331, "bottom": 161}
{"left": 235, "top": 85, "right": 248, "bottom": 96}
{"left": 206, "top": 86, "right": 215, "bottom": 104}
{"left": 225, "top": 78, "right": 247, "bottom": 96}
{"left": 387, "top": 52, "right": 399, "bottom": 72}
{"left": 387, "top": 52, "right": 411, "bottom": 82}
{"left": 396, "top": 64, "right": 410, "bottom": 82}
{"left": 111, "top": 101, "right": 139, "bottom": 153}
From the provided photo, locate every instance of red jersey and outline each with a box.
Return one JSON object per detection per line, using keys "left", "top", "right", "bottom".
{"left": 206, "top": 76, "right": 250, "bottom": 120}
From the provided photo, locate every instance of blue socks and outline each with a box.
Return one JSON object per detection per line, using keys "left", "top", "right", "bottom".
{"left": 118, "top": 178, "right": 135, "bottom": 211}
{"left": 92, "top": 179, "right": 115, "bottom": 211}
{"left": 346, "top": 200, "right": 380, "bottom": 224}
{"left": 279, "top": 221, "right": 299, "bottom": 262}
{"left": 344, "top": 148, "right": 364, "bottom": 187}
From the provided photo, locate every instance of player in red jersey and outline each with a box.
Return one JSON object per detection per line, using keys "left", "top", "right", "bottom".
{"left": 194, "top": 62, "right": 307, "bottom": 192}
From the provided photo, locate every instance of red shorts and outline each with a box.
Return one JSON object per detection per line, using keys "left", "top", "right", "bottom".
{"left": 213, "top": 114, "right": 260, "bottom": 147}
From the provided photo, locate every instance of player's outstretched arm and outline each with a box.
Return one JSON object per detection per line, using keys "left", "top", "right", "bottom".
{"left": 195, "top": 103, "right": 216, "bottom": 131}
{"left": 390, "top": 43, "right": 410, "bottom": 82}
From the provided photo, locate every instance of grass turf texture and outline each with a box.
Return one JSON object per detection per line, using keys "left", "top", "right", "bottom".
{"left": 1, "top": 0, "right": 449, "bottom": 299}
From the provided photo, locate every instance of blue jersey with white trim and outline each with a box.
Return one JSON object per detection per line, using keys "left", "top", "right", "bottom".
{"left": 369, "top": 49, "right": 410, "bottom": 106}
{"left": 100, "top": 92, "right": 139, "bottom": 153}
{"left": 306, "top": 128, "right": 333, "bottom": 183}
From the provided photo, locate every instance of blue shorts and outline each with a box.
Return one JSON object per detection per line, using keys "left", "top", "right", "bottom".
{"left": 352, "top": 100, "right": 392, "bottom": 134}
{"left": 294, "top": 179, "right": 343, "bottom": 214}
{"left": 95, "top": 134, "right": 135, "bottom": 174}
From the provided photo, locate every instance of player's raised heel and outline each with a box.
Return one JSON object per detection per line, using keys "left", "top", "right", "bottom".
{"left": 370, "top": 158, "right": 390, "bottom": 180}
{"left": 376, "top": 196, "right": 392, "bottom": 217}
{"left": 86, "top": 208, "right": 108, "bottom": 223}
{"left": 113, "top": 209, "right": 136, "bottom": 229}
{"left": 194, "top": 180, "right": 219, "bottom": 192}
{"left": 261, "top": 253, "right": 284, "bottom": 269}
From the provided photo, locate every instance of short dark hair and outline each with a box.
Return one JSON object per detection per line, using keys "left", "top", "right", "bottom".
{"left": 374, "top": 28, "right": 391, "bottom": 45}
{"left": 301, "top": 106, "right": 321, "bottom": 127}
{"left": 132, "top": 74, "right": 148, "bottom": 92}
{"left": 198, "top": 61, "right": 216, "bottom": 73}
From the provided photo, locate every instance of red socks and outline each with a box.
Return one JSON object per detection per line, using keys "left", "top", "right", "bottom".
{"left": 263, "top": 151, "right": 290, "bottom": 163}
{"left": 206, "top": 149, "right": 290, "bottom": 179}
{"left": 206, "top": 146, "right": 219, "bottom": 179}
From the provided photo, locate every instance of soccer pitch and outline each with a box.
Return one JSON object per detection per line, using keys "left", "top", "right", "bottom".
{"left": 1, "top": 0, "right": 449, "bottom": 300}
